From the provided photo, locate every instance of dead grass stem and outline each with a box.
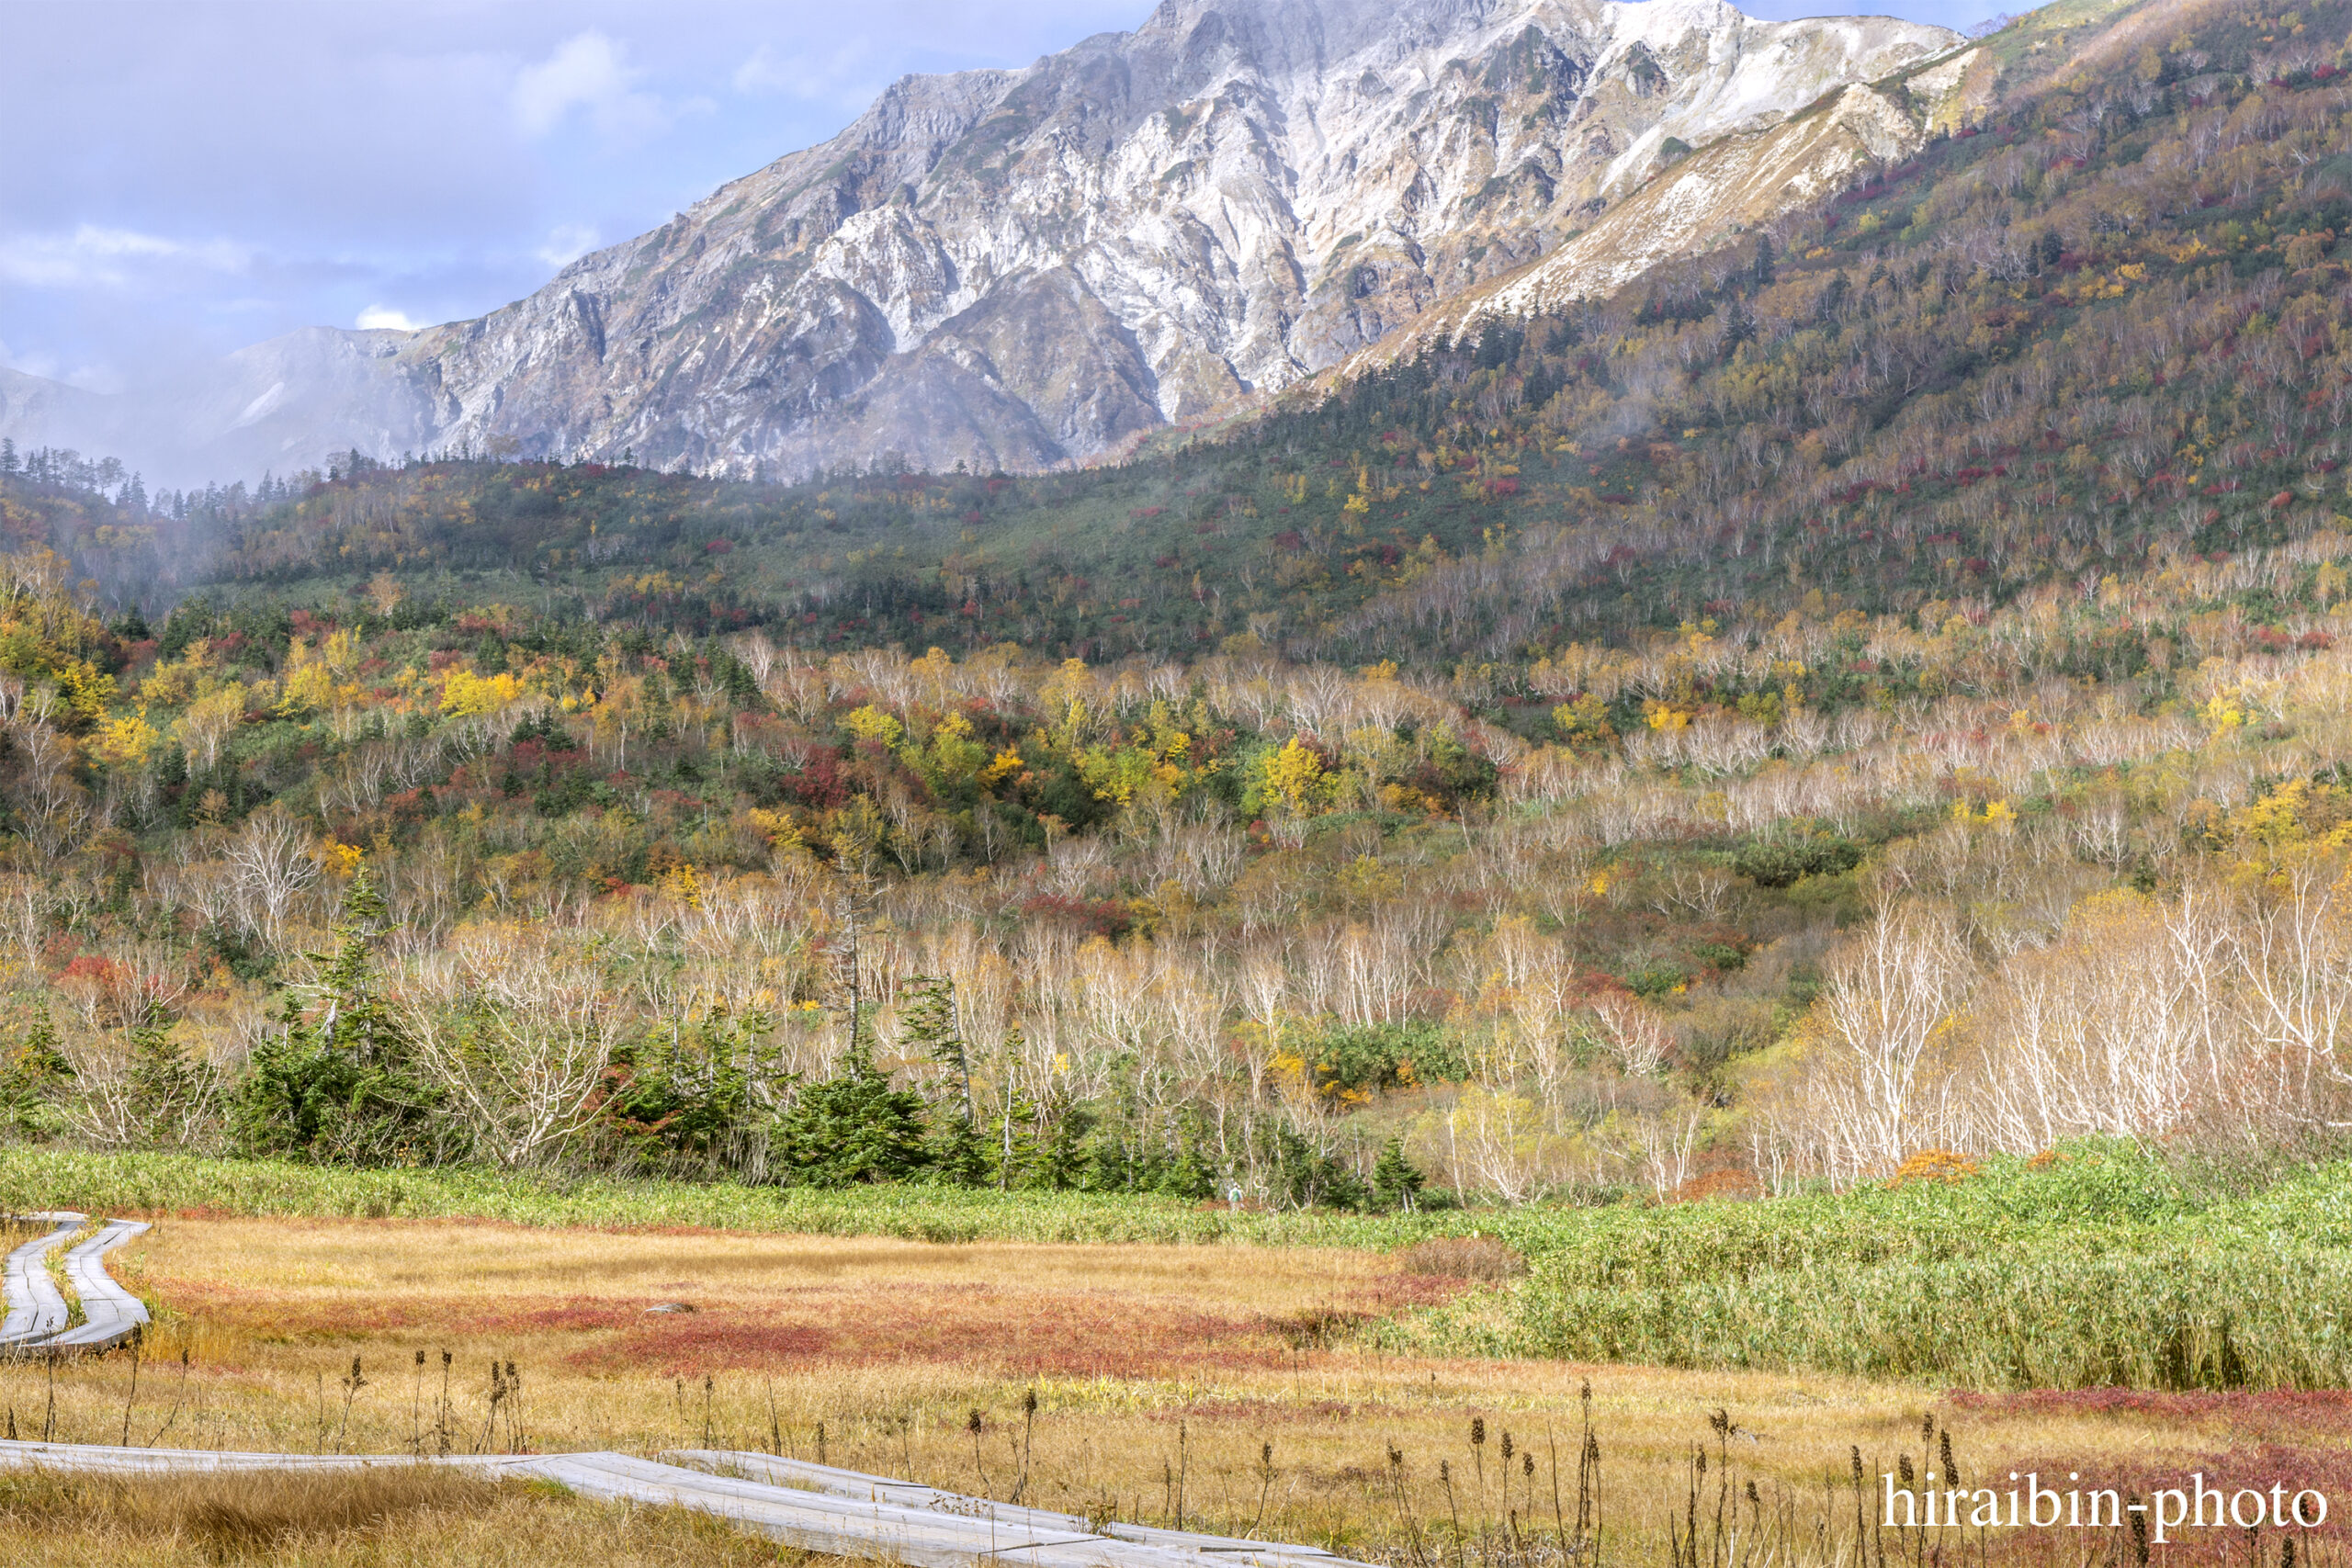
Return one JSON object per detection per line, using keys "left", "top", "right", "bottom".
{"left": 0, "top": 1462, "right": 819, "bottom": 1565}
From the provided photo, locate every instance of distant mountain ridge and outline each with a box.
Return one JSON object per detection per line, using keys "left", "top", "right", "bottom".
{"left": 0, "top": 329, "right": 438, "bottom": 491}
{"left": 5, "top": 0, "right": 1973, "bottom": 487}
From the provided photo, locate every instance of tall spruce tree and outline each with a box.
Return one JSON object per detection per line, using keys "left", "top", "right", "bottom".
{"left": 0, "top": 1007, "right": 71, "bottom": 1141}
{"left": 1372, "top": 1138, "right": 1426, "bottom": 1212}
{"left": 771, "top": 1043, "right": 931, "bottom": 1186}
{"left": 898, "top": 975, "right": 975, "bottom": 1125}
{"left": 229, "top": 869, "right": 438, "bottom": 1163}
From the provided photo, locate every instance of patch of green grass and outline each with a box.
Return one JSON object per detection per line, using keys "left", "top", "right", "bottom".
{"left": 1485, "top": 1148, "right": 2352, "bottom": 1390}
{"left": 0, "top": 1147, "right": 1469, "bottom": 1247}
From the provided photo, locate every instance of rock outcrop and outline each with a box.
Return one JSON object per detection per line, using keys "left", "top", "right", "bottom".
{"left": 8, "top": 0, "right": 1973, "bottom": 485}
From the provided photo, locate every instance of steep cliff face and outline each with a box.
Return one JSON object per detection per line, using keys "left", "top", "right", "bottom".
{"left": 1358, "top": 40, "right": 1986, "bottom": 367}
{"left": 389, "top": 0, "right": 1965, "bottom": 477}
{"left": 7, "top": 0, "right": 1973, "bottom": 487}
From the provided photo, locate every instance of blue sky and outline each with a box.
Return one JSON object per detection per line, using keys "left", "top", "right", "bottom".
{"left": 2, "top": 0, "right": 2011, "bottom": 394}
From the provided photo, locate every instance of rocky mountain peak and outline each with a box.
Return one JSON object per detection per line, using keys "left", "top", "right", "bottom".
{"left": 6, "top": 0, "right": 1975, "bottom": 487}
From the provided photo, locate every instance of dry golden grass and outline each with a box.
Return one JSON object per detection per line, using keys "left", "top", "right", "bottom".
{"left": 1394, "top": 1237, "right": 1527, "bottom": 1283}
{"left": 8, "top": 1216, "right": 2346, "bottom": 1566}
{"left": 0, "top": 1464, "right": 814, "bottom": 1566}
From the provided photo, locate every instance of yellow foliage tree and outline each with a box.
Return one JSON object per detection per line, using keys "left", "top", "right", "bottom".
{"left": 1255, "top": 737, "right": 1330, "bottom": 814}
{"left": 441, "top": 669, "right": 522, "bottom": 716}
{"left": 843, "top": 705, "right": 904, "bottom": 748}
{"left": 175, "top": 683, "right": 248, "bottom": 769}
{"left": 91, "top": 706, "right": 160, "bottom": 768}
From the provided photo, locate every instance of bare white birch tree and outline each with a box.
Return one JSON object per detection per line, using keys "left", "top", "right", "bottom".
{"left": 227, "top": 807, "right": 319, "bottom": 949}
{"left": 1804, "top": 900, "right": 1975, "bottom": 1180}
{"left": 397, "top": 932, "right": 624, "bottom": 1168}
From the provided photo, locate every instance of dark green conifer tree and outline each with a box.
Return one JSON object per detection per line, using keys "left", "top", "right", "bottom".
{"left": 0, "top": 1007, "right": 72, "bottom": 1140}
{"left": 771, "top": 1044, "right": 931, "bottom": 1186}
{"left": 228, "top": 869, "right": 438, "bottom": 1163}
{"left": 1372, "top": 1137, "right": 1426, "bottom": 1213}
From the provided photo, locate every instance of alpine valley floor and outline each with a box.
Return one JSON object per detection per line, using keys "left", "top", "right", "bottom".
{"left": 4, "top": 1211, "right": 2347, "bottom": 1568}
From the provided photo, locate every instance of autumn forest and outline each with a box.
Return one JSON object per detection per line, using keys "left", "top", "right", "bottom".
{"left": 4, "top": 0, "right": 2352, "bottom": 1215}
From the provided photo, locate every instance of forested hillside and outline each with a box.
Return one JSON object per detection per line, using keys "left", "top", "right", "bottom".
{"left": 3, "top": 0, "right": 2352, "bottom": 1205}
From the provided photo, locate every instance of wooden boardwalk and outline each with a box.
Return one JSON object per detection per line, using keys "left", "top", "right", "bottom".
{"left": 664, "top": 1451, "right": 1370, "bottom": 1568}
{"left": 0, "top": 1213, "right": 81, "bottom": 1344}
{"left": 0, "top": 1213, "right": 1378, "bottom": 1565}
{"left": 0, "top": 1214, "right": 150, "bottom": 1354}
{"left": 0, "top": 1441, "right": 1382, "bottom": 1568}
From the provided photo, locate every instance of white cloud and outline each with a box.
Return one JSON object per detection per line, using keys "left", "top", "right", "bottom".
{"left": 0, "top": 224, "right": 251, "bottom": 288}
{"left": 356, "top": 305, "right": 423, "bottom": 331}
{"left": 513, "top": 31, "right": 668, "bottom": 141}
{"left": 0, "top": 336, "right": 62, "bottom": 381}
{"left": 730, "top": 44, "right": 794, "bottom": 95}
{"left": 732, "top": 40, "right": 881, "bottom": 108}
{"left": 0, "top": 333, "right": 115, "bottom": 391}
{"left": 535, "top": 223, "right": 599, "bottom": 268}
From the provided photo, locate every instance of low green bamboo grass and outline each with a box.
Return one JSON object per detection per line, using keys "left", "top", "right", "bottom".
{"left": 1510, "top": 1244, "right": 2352, "bottom": 1389}
{"left": 1494, "top": 1152, "right": 2352, "bottom": 1389}
{"left": 0, "top": 1147, "right": 1468, "bottom": 1247}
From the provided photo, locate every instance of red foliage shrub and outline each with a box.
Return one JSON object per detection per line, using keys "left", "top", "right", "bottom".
{"left": 777, "top": 753, "right": 849, "bottom": 810}
{"left": 1678, "top": 1168, "right": 1761, "bottom": 1202}
{"left": 1019, "top": 894, "right": 1133, "bottom": 941}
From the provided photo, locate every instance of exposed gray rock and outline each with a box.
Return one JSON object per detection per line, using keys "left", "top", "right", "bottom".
{"left": 6, "top": 0, "right": 1968, "bottom": 487}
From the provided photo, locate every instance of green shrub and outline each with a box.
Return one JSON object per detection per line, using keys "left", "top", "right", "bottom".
{"left": 1731, "top": 830, "right": 1862, "bottom": 888}
{"left": 1305, "top": 1021, "right": 1469, "bottom": 1091}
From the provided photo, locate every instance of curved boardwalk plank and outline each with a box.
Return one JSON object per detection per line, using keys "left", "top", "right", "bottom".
{"left": 538, "top": 1450, "right": 1163, "bottom": 1568}
{"left": 42, "top": 1221, "right": 152, "bottom": 1350}
{"left": 666, "top": 1451, "right": 1375, "bottom": 1568}
{"left": 1, "top": 1213, "right": 85, "bottom": 1348}
{"left": 0, "top": 1441, "right": 1380, "bottom": 1568}
{"left": 0, "top": 1441, "right": 538, "bottom": 1475}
